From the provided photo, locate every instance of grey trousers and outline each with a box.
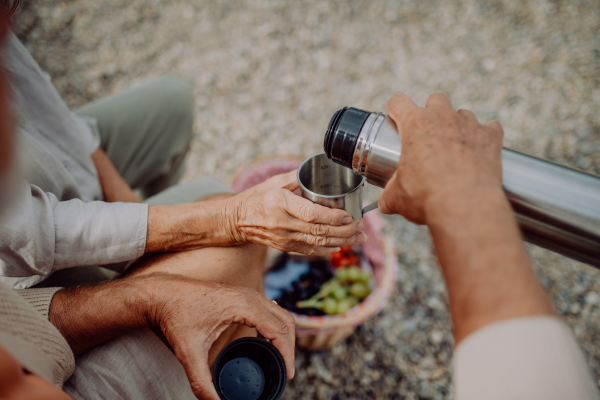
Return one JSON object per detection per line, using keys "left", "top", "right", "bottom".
{"left": 37, "top": 77, "right": 232, "bottom": 287}
{"left": 77, "top": 76, "right": 195, "bottom": 198}
{"left": 56, "top": 78, "right": 231, "bottom": 399}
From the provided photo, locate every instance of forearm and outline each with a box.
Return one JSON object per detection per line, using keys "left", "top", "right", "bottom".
{"left": 49, "top": 276, "right": 153, "bottom": 355}
{"left": 146, "top": 197, "right": 238, "bottom": 252}
{"left": 91, "top": 148, "right": 142, "bottom": 203}
{"left": 426, "top": 188, "right": 554, "bottom": 344}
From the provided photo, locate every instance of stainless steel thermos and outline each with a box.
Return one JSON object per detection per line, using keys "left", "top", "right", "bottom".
{"left": 323, "top": 107, "right": 600, "bottom": 268}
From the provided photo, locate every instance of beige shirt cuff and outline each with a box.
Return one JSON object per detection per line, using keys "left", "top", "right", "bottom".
{"left": 16, "top": 287, "right": 63, "bottom": 319}
{"left": 453, "top": 316, "right": 599, "bottom": 400}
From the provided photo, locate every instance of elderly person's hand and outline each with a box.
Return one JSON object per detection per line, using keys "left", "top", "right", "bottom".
{"left": 378, "top": 92, "right": 504, "bottom": 224}
{"left": 376, "top": 92, "right": 554, "bottom": 344}
{"left": 146, "top": 170, "right": 366, "bottom": 256}
{"left": 50, "top": 273, "right": 296, "bottom": 400}
{"left": 146, "top": 275, "right": 295, "bottom": 400}
{"left": 224, "top": 170, "right": 366, "bottom": 256}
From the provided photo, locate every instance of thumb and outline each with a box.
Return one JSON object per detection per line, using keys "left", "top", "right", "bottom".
{"left": 273, "top": 170, "right": 300, "bottom": 192}
{"left": 178, "top": 345, "right": 220, "bottom": 400}
{"left": 378, "top": 171, "right": 399, "bottom": 215}
{"left": 378, "top": 190, "right": 395, "bottom": 215}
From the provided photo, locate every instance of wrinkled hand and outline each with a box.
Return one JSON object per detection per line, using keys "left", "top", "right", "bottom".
{"left": 379, "top": 92, "right": 505, "bottom": 224}
{"left": 225, "top": 170, "right": 366, "bottom": 256}
{"left": 146, "top": 274, "right": 296, "bottom": 400}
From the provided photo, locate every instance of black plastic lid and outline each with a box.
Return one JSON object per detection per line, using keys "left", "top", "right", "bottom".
{"left": 324, "top": 107, "right": 371, "bottom": 169}
{"left": 213, "top": 337, "right": 287, "bottom": 400}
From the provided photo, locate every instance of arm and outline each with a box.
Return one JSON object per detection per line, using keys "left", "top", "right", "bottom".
{"left": 49, "top": 273, "right": 296, "bottom": 400}
{"left": 90, "top": 146, "right": 366, "bottom": 256}
{"left": 379, "top": 92, "right": 553, "bottom": 342}
{"left": 379, "top": 92, "right": 598, "bottom": 399}
{"left": 0, "top": 181, "right": 147, "bottom": 277}
{"left": 91, "top": 147, "right": 142, "bottom": 203}
{"left": 0, "top": 172, "right": 364, "bottom": 278}
{"left": 425, "top": 187, "right": 553, "bottom": 342}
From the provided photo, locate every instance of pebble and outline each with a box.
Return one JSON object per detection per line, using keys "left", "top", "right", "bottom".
{"left": 586, "top": 292, "right": 600, "bottom": 306}
{"left": 430, "top": 330, "right": 445, "bottom": 345}
{"left": 14, "top": 1, "right": 600, "bottom": 398}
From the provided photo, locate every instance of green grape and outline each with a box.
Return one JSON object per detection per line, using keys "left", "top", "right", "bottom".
{"left": 332, "top": 287, "right": 348, "bottom": 301}
{"left": 336, "top": 298, "right": 355, "bottom": 314}
{"left": 335, "top": 268, "right": 349, "bottom": 282}
{"left": 347, "top": 266, "right": 361, "bottom": 282}
{"left": 323, "top": 298, "right": 338, "bottom": 315}
{"left": 357, "top": 270, "right": 372, "bottom": 283}
{"left": 350, "top": 282, "right": 371, "bottom": 299}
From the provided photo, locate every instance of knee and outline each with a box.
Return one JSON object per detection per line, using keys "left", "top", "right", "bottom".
{"left": 151, "top": 77, "right": 194, "bottom": 128}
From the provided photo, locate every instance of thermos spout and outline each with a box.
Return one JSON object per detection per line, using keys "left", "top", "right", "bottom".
{"left": 324, "top": 107, "right": 600, "bottom": 268}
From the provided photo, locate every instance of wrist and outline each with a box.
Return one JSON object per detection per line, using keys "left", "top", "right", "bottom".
{"left": 424, "top": 185, "right": 508, "bottom": 230}
{"left": 49, "top": 278, "right": 153, "bottom": 355}
{"left": 221, "top": 195, "right": 245, "bottom": 244}
{"left": 147, "top": 199, "right": 240, "bottom": 252}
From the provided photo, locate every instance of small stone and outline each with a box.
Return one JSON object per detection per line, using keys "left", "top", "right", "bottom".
{"left": 482, "top": 58, "right": 496, "bottom": 71}
{"left": 430, "top": 330, "right": 444, "bottom": 344}
{"left": 418, "top": 381, "right": 435, "bottom": 398}
{"left": 585, "top": 292, "right": 599, "bottom": 305}
{"left": 570, "top": 302, "right": 582, "bottom": 314}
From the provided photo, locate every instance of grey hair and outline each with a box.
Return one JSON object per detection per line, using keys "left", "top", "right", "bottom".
{"left": 1, "top": 0, "right": 21, "bottom": 16}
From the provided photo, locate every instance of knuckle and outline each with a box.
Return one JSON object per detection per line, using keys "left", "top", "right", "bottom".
{"left": 233, "top": 288, "right": 253, "bottom": 305}
{"left": 404, "top": 110, "right": 426, "bottom": 131}
{"left": 310, "top": 223, "right": 329, "bottom": 236}
{"left": 277, "top": 322, "right": 291, "bottom": 337}
{"left": 314, "top": 236, "right": 329, "bottom": 247}
{"left": 439, "top": 108, "right": 456, "bottom": 121}
{"left": 283, "top": 310, "right": 296, "bottom": 325}
{"left": 299, "top": 205, "right": 318, "bottom": 223}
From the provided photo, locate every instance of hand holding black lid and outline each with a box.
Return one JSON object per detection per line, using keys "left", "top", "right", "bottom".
{"left": 50, "top": 274, "right": 296, "bottom": 400}
{"left": 145, "top": 277, "right": 296, "bottom": 400}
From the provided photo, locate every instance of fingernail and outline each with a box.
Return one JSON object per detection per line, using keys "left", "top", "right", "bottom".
{"left": 342, "top": 216, "right": 353, "bottom": 224}
{"left": 292, "top": 365, "right": 296, "bottom": 378}
{"left": 357, "top": 232, "right": 367, "bottom": 244}
{"left": 357, "top": 222, "right": 364, "bottom": 231}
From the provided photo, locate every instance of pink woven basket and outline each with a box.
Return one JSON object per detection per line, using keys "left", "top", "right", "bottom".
{"left": 232, "top": 158, "right": 399, "bottom": 349}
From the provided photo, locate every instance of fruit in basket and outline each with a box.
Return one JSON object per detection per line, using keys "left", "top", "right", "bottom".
{"left": 346, "top": 266, "right": 361, "bottom": 282}
{"left": 296, "top": 267, "right": 373, "bottom": 315}
{"left": 335, "top": 267, "right": 348, "bottom": 282}
{"left": 272, "top": 245, "right": 373, "bottom": 316}
{"left": 323, "top": 298, "right": 338, "bottom": 315}
{"left": 336, "top": 297, "right": 358, "bottom": 314}
{"left": 272, "top": 258, "right": 334, "bottom": 316}
{"left": 332, "top": 286, "right": 348, "bottom": 301}
{"left": 329, "top": 246, "right": 360, "bottom": 268}
{"left": 349, "top": 282, "right": 371, "bottom": 299}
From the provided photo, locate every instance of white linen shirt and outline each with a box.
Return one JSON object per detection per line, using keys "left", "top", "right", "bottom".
{"left": 0, "top": 32, "right": 147, "bottom": 288}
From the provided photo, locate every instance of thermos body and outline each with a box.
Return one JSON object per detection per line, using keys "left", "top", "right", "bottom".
{"left": 324, "top": 107, "right": 600, "bottom": 268}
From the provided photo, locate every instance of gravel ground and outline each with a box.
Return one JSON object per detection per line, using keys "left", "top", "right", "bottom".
{"left": 13, "top": 0, "right": 600, "bottom": 398}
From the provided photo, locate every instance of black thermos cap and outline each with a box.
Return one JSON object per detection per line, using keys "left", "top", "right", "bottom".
{"left": 324, "top": 107, "right": 371, "bottom": 169}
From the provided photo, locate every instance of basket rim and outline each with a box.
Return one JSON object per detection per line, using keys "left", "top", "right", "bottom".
{"left": 292, "top": 237, "right": 398, "bottom": 330}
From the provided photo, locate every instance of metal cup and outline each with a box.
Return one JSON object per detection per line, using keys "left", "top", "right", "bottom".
{"left": 297, "top": 153, "right": 378, "bottom": 221}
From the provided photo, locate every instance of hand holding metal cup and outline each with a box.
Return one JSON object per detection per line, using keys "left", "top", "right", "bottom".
{"left": 297, "top": 153, "right": 378, "bottom": 222}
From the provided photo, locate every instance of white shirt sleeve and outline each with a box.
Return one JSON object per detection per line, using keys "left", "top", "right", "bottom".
{"left": 0, "top": 180, "right": 148, "bottom": 282}
{"left": 453, "top": 316, "right": 599, "bottom": 400}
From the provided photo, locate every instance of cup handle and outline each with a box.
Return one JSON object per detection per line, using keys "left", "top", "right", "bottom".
{"left": 362, "top": 201, "right": 379, "bottom": 215}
